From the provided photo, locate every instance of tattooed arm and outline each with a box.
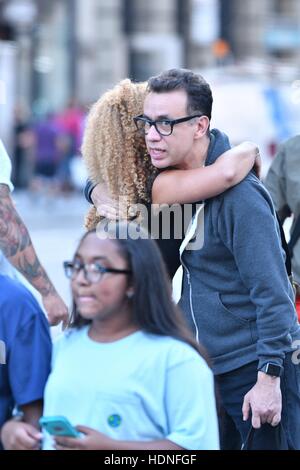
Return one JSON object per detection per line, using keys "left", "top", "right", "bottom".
{"left": 0, "top": 184, "right": 68, "bottom": 326}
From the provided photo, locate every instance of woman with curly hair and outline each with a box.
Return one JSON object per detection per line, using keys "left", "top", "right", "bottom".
{"left": 83, "top": 80, "right": 153, "bottom": 229}
{"left": 82, "top": 78, "right": 259, "bottom": 277}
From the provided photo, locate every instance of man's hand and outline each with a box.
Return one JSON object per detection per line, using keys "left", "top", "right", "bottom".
{"left": 42, "top": 291, "right": 69, "bottom": 328}
{"left": 54, "top": 426, "right": 114, "bottom": 450}
{"left": 1, "top": 420, "right": 42, "bottom": 450}
{"left": 242, "top": 372, "right": 282, "bottom": 428}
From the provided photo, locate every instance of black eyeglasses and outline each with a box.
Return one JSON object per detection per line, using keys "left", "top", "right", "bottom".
{"left": 133, "top": 114, "right": 203, "bottom": 136}
{"left": 63, "top": 260, "right": 131, "bottom": 283}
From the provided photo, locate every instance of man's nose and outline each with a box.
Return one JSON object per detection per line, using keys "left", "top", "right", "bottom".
{"left": 146, "top": 124, "right": 162, "bottom": 141}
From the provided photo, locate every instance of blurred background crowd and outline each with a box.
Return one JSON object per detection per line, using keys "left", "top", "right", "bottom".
{"left": 1, "top": 0, "right": 300, "bottom": 303}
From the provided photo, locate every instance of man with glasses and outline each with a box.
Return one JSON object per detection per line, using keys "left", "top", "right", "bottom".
{"left": 134, "top": 68, "right": 300, "bottom": 450}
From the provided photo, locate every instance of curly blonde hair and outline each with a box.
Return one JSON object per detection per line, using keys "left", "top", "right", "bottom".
{"left": 82, "top": 79, "right": 157, "bottom": 229}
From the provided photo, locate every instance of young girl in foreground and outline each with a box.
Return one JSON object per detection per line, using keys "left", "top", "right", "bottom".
{"left": 43, "top": 223, "right": 219, "bottom": 450}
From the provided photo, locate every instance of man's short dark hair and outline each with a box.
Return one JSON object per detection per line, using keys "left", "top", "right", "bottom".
{"left": 147, "top": 68, "right": 213, "bottom": 120}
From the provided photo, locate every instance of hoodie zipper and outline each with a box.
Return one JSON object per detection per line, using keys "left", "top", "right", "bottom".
{"left": 178, "top": 203, "right": 205, "bottom": 344}
{"left": 181, "top": 256, "right": 199, "bottom": 343}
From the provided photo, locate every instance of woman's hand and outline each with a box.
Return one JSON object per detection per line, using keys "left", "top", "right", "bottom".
{"left": 253, "top": 147, "right": 262, "bottom": 179}
{"left": 54, "top": 426, "right": 114, "bottom": 450}
{"left": 91, "top": 182, "right": 119, "bottom": 219}
{"left": 91, "top": 182, "right": 129, "bottom": 220}
{"left": 218, "top": 141, "right": 261, "bottom": 182}
{"left": 234, "top": 141, "right": 261, "bottom": 179}
{"left": 55, "top": 426, "right": 184, "bottom": 451}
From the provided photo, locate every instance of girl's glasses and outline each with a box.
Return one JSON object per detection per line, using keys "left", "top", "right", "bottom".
{"left": 63, "top": 260, "right": 131, "bottom": 283}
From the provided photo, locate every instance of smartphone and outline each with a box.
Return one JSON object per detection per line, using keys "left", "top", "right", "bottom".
{"left": 39, "top": 416, "right": 80, "bottom": 438}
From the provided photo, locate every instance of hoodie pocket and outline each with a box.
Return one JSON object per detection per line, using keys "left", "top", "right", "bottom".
{"left": 191, "top": 292, "right": 254, "bottom": 359}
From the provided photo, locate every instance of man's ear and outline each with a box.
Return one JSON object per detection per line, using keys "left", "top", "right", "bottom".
{"left": 194, "top": 116, "right": 210, "bottom": 139}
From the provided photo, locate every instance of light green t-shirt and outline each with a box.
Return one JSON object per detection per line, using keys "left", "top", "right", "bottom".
{"left": 43, "top": 326, "right": 219, "bottom": 450}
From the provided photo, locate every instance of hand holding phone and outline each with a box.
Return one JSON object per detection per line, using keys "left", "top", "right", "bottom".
{"left": 39, "top": 416, "right": 80, "bottom": 438}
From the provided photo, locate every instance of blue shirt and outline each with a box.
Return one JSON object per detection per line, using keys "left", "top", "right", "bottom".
{"left": 0, "top": 275, "right": 52, "bottom": 428}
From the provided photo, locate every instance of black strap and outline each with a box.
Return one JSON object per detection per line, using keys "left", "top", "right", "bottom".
{"left": 241, "top": 426, "right": 256, "bottom": 450}
{"left": 288, "top": 214, "right": 300, "bottom": 259}
{"left": 241, "top": 424, "right": 288, "bottom": 450}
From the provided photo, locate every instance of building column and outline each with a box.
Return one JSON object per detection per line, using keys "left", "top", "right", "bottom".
{"left": 127, "top": 0, "right": 183, "bottom": 81}
{"left": 76, "top": 0, "right": 126, "bottom": 105}
{"left": 228, "top": 0, "right": 272, "bottom": 60}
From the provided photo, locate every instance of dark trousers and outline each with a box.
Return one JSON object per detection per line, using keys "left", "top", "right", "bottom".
{"left": 216, "top": 352, "right": 300, "bottom": 450}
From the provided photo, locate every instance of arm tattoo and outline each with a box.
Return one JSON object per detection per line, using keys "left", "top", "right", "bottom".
{"left": 0, "top": 187, "right": 31, "bottom": 257}
{"left": 0, "top": 185, "right": 55, "bottom": 296}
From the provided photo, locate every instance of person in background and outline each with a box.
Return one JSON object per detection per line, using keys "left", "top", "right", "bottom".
{"left": 12, "top": 103, "right": 34, "bottom": 189}
{"left": 265, "top": 135, "right": 300, "bottom": 318}
{"left": 0, "top": 139, "right": 68, "bottom": 326}
{"left": 0, "top": 274, "right": 52, "bottom": 450}
{"left": 31, "top": 113, "right": 66, "bottom": 193}
{"left": 55, "top": 99, "right": 86, "bottom": 191}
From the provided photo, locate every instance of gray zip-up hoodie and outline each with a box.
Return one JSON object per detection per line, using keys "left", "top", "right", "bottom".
{"left": 179, "top": 129, "right": 300, "bottom": 375}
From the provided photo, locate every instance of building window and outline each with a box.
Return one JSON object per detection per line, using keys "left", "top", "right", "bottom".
{"left": 0, "top": 22, "right": 14, "bottom": 41}
{"left": 123, "top": 0, "right": 134, "bottom": 34}
{"left": 130, "top": 50, "right": 157, "bottom": 82}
